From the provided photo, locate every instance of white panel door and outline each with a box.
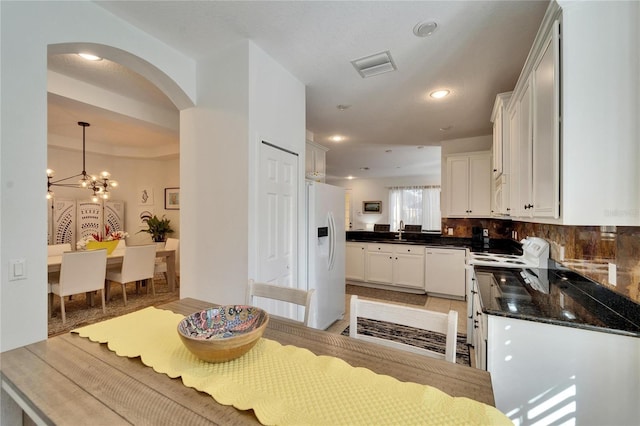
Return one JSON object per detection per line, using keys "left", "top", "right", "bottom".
{"left": 258, "top": 142, "right": 298, "bottom": 291}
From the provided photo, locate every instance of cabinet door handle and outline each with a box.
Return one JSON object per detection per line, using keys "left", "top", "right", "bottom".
{"left": 476, "top": 311, "right": 482, "bottom": 316}
{"left": 471, "top": 290, "right": 477, "bottom": 294}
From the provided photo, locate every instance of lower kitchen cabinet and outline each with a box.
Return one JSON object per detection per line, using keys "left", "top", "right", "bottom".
{"left": 366, "top": 245, "right": 394, "bottom": 285}
{"left": 366, "top": 244, "right": 424, "bottom": 289}
{"left": 346, "top": 243, "right": 425, "bottom": 291}
{"left": 424, "top": 248, "right": 466, "bottom": 299}
{"left": 345, "top": 242, "right": 366, "bottom": 281}
{"left": 391, "top": 246, "right": 424, "bottom": 289}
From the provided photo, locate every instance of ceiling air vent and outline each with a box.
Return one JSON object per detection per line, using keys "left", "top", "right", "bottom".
{"left": 351, "top": 51, "right": 397, "bottom": 78}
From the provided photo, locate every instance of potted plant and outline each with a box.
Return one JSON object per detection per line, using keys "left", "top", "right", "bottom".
{"left": 139, "top": 215, "right": 174, "bottom": 242}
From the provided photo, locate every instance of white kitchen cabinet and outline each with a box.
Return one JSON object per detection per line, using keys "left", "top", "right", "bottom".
{"left": 515, "top": 80, "right": 533, "bottom": 218}
{"left": 508, "top": 24, "right": 560, "bottom": 219}
{"left": 305, "top": 141, "right": 328, "bottom": 182}
{"left": 490, "top": 92, "right": 512, "bottom": 179}
{"left": 531, "top": 21, "right": 560, "bottom": 219}
{"left": 424, "top": 247, "right": 466, "bottom": 299}
{"left": 444, "top": 152, "right": 491, "bottom": 217}
{"left": 488, "top": 315, "right": 639, "bottom": 425}
{"left": 345, "top": 242, "right": 366, "bottom": 281}
{"left": 365, "top": 244, "right": 394, "bottom": 285}
{"left": 392, "top": 245, "right": 424, "bottom": 289}
{"left": 363, "top": 243, "right": 425, "bottom": 290}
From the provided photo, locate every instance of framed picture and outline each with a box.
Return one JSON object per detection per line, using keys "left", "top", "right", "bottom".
{"left": 164, "top": 187, "right": 180, "bottom": 210}
{"left": 363, "top": 200, "right": 382, "bottom": 214}
{"left": 138, "top": 187, "right": 154, "bottom": 206}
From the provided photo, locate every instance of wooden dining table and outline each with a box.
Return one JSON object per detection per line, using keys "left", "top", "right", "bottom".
{"left": 0, "top": 298, "right": 496, "bottom": 425}
{"left": 47, "top": 247, "right": 177, "bottom": 292}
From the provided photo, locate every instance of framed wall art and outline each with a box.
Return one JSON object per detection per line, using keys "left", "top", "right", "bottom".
{"left": 363, "top": 200, "right": 382, "bottom": 214}
{"left": 164, "top": 187, "right": 180, "bottom": 210}
{"left": 138, "top": 187, "right": 154, "bottom": 206}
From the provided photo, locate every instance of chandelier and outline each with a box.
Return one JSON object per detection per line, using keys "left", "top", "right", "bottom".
{"left": 47, "top": 121, "right": 118, "bottom": 202}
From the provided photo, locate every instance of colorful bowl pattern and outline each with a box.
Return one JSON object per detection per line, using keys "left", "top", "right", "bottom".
{"left": 177, "top": 306, "right": 269, "bottom": 363}
{"left": 179, "top": 305, "right": 267, "bottom": 339}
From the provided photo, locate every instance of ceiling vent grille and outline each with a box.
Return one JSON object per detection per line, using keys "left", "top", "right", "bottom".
{"left": 351, "top": 51, "right": 397, "bottom": 78}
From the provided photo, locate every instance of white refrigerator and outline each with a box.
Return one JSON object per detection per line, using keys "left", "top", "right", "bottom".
{"left": 305, "top": 181, "right": 345, "bottom": 330}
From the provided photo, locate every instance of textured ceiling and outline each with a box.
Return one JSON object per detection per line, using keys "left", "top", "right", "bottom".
{"left": 49, "top": 0, "right": 549, "bottom": 178}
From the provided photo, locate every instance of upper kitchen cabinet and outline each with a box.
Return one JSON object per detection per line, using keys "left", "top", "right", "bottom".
{"left": 491, "top": 92, "right": 512, "bottom": 217}
{"left": 506, "top": 6, "right": 560, "bottom": 220}
{"left": 558, "top": 0, "right": 639, "bottom": 225}
{"left": 443, "top": 151, "right": 492, "bottom": 218}
{"left": 506, "top": 1, "right": 640, "bottom": 225}
{"left": 490, "top": 92, "right": 512, "bottom": 180}
{"left": 305, "top": 140, "right": 328, "bottom": 183}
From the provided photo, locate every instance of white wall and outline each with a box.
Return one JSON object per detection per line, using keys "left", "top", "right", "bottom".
{"left": 332, "top": 176, "right": 440, "bottom": 231}
{"left": 47, "top": 147, "right": 180, "bottom": 246}
{"left": 247, "top": 43, "right": 306, "bottom": 292}
{"left": 180, "top": 40, "right": 305, "bottom": 306}
{"left": 440, "top": 134, "right": 492, "bottom": 156}
{"left": 0, "top": 1, "right": 195, "bottom": 352}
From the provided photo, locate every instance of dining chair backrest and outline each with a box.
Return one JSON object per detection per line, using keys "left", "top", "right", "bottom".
{"left": 112, "top": 239, "right": 126, "bottom": 256}
{"left": 58, "top": 249, "right": 108, "bottom": 296}
{"left": 48, "top": 243, "right": 71, "bottom": 257}
{"left": 163, "top": 238, "right": 179, "bottom": 252}
{"left": 120, "top": 245, "right": 157, "bottom": 283}
{"left": 247, "top": 279, "right": 314, "bottom": 326}
{"left": 349, "top": 295, "right": 458, "bottom": 363}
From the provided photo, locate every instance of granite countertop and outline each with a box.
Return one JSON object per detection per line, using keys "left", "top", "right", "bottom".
{"left": 346, "top": 231, "right": 522, "bottom": 254}
{"left": 474, "top": 263, "right": 640, "bottom": 338}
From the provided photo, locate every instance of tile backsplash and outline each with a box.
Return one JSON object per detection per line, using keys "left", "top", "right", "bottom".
{"left": 442, "top": 218, "right": 640, "bottom": 304}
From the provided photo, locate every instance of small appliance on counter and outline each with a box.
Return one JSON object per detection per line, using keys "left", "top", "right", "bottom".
{"left": 471, "top": 226, "right": 490, "bottom": 249}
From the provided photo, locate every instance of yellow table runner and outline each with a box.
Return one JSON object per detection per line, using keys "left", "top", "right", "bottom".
{"left": 73, "top": 307, "right": 511, "bottom": 425}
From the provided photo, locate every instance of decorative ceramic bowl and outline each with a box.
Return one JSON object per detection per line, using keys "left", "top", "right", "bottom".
{"left": 177, "top": 305, "right": 269, "bottom": 363}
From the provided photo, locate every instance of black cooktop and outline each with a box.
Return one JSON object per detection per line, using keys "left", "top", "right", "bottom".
{"left": 474, "top": 265, "right": 640, "bottom": 337}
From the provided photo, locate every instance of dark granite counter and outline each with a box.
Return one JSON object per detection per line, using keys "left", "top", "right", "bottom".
{"left": 346, "top": 231, "right": 522, "bottom": 254}
{"left": 474, "top": 262, "right": 640, "bottom": 337}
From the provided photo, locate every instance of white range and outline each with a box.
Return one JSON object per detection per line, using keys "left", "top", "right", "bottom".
{"left": 469, "top": 237, "right": 550, "bottom": 268}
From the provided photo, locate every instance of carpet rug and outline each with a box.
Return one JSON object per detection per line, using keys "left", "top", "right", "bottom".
{"left": 342, "top": 318, "right": 471, "bottom": 366}
{"left": 48, "top": 279, "right": 179, "bottom": 337}
{"left": 345, "top": 283, "right": 428, "bottom": 306}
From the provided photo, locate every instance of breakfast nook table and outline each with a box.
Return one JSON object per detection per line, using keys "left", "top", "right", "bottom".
{"left": 1, "top": 298, "right": 502, "bottom": 425}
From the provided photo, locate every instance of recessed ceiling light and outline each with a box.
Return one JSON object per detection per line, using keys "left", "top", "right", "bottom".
{"left": 430, "top": 90, "right": 450, "bottom": 99}
{"left": 329, "top": 135, "right": 345, "bottom": 142}
{"left": 346, "top": 176, "right": 355, "bottom": 180}
{"left": 440, "top": 125, "right": 453, "bottom": 131}
{"left": 413, "top": 21, "right": 438, "bottom": 37}
{"left": 78, "top": 53, "right": 102, "bottom": 61}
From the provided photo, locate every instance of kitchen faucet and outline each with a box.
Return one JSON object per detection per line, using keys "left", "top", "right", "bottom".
{"left": 398, "top": 220, "right": 404, "bottom": 240}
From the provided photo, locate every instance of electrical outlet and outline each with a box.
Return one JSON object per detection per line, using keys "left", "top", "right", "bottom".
{"left": 608, "top": 263, "right": 617, "bottom": 286}
{"left": 447, "top": 227, "right": 453, "bottom": 236}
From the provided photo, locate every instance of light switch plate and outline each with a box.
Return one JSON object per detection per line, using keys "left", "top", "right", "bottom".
{"left": 9, "top": 259, "right": 27, "bottom": 281}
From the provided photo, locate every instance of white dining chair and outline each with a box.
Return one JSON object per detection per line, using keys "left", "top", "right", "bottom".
{"left": 349, "top": 295, "right": 458, "bottom": 363}
{"left": 247, "top": 279, "right": 314, "bottom": 326}
{"left": 105, "top": 245, "right": 157, "bottom": 306}
{"left": 49, "top": 249, "right": 108, "bottom": 324}
{"left": 154, "top": 237, "right": 179, "bottom": 284}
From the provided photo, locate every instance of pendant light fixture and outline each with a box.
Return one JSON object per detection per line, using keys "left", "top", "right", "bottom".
{"left": 47, "top": 121, "right": 118, "bottom": 202}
